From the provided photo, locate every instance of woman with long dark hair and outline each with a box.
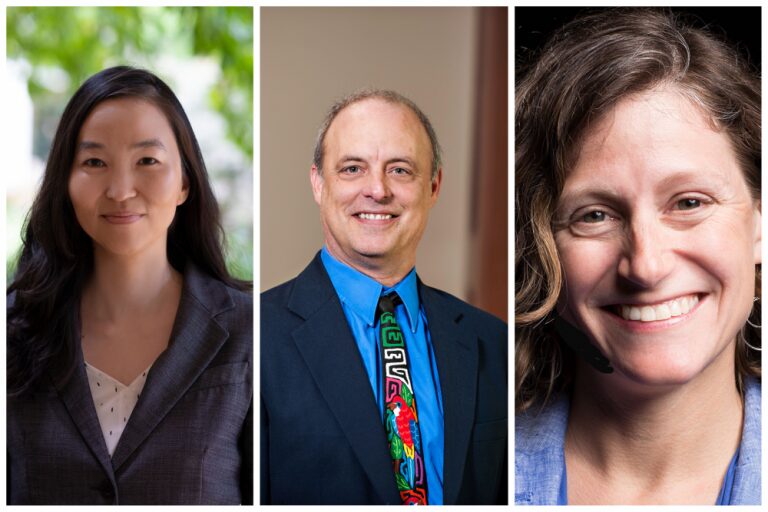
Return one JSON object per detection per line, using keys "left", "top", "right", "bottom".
{"left": 7, "top": 66, "right": 252, "bottom": 504}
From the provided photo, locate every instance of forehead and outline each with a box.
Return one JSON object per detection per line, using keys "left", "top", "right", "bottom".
{"left": 564, "top": 88, "right": 743, "bottom": 195}
{"left": 324, "top": 98, "right": 431, "bottom": 161}
{"left": 78, "top": 97, "right": 175, "bottom": 141}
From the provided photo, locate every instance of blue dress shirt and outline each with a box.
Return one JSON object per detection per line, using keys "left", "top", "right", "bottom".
{"left": 321, "top": 247, "right": 445, "bottom": 504}
{"left": 516, "top": 377, "right": 761, "bottom": 505}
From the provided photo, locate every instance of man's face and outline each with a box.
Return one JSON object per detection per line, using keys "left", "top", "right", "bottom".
{"left": 311, "top": 98, "right": 441, "bottom": 278}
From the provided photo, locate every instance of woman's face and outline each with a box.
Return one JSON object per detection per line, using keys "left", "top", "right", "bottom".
{"left": 554, "top": 88, "right": 760, "bottom": 388}
{"left": 68, "top": 97, "right": 189, "bottom": 259}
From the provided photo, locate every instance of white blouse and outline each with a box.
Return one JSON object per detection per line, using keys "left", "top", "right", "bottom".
{"left": 85, "top": 362, "right": 151, "bottom": 457}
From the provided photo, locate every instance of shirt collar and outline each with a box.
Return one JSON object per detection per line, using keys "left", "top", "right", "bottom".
{"left": 320, "top": 247, "right": 420, "bottom": 332}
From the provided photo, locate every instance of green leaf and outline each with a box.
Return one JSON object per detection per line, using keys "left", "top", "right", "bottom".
{"left": 395, "top": 473, "right": 410, "bottom": 491}
{"left": 390, "top": 434, "right": 403, "bottom": 460}
{"left": 401, "top": 385, "right": 413, "bottom": 407}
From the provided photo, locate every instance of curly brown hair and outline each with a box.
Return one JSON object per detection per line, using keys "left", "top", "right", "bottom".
{"left": 515, "top": 8, "right": 761, "bottom": 413}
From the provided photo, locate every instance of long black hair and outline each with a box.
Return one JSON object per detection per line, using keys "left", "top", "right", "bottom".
{"left": 8, "top": 66, "right": 250, "bottom": 396}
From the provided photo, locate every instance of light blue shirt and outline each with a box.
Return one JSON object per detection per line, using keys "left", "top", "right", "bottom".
{"left": 321, "top": 247, "right": 445, "bottom": 504}
{"left": 515, "top": 377, "right": 761, "bottom": 505}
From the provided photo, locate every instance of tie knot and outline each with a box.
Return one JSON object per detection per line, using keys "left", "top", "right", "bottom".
{"left": 377, "top": 293, "right": 401, "bottom": 315}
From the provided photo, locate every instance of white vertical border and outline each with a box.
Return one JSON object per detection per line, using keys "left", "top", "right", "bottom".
{"left": 252, "top": 3, "right": 260, "bottom": 506}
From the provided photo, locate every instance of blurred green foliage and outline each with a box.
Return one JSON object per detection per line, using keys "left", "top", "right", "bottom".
{"left": 6, "top": 6, "right": 253, "bottom": 282}
{"left": 7, "top": 6, "right": 253, "bottom": 159}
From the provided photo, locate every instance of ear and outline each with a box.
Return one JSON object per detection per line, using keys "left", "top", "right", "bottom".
{"left": 753, "top": 201, "right": 761, "bottom": 264}
{"left": 310, "top": 164, "right": 323, "bottom": 206}
{"left": 429, "top": 167, "right": 443, "bottom": 206}
{"left": 177, "top": 173, "right": 190, "bottom": 206}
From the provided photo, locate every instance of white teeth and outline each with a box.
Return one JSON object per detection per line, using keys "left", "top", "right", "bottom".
{"left": 619, "top": 295, "right": 699, "bottom": 322}
{"left": 358, "top": 213, "right": 392, "bottom": 220}
{"left": 640, "top": 306, "right": 655, "bottom": 322}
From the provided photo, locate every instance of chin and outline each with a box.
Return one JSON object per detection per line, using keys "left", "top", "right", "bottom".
{"left": 610, "top": 350, "right": 713, "bottom": 389}
{"left": 94, "top": 238, "right": 153, "bottom": 258}
{"left": 350, "top": 242, "right": 394, "bottom": 259}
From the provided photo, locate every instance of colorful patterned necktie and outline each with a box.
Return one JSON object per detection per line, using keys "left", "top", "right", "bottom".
{"left": 378, "top": 293, "right": 428, "bottom": 505}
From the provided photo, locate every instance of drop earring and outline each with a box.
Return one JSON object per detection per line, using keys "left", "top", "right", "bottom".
{"left": 746, "top": 297, "right": 761, "bottom": 329}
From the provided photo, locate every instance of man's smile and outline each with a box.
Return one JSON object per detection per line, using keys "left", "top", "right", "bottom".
{"left": 356, "top": 212, "right": 395, "bottom": 220}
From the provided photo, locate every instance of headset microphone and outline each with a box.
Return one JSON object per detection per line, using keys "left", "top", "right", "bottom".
{"left": 554, "top": 315, "right": 614, "bottom": 374}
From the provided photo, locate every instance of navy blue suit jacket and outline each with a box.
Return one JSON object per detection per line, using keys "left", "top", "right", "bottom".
{"left": 261, "top": 253, "right": 507, "bottom": 504}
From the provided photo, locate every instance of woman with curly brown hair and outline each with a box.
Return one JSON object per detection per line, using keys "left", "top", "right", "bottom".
{"left": 515, "top": 9, "right": 760, "bottom": 505}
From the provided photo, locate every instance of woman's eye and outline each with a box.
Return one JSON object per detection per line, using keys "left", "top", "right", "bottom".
{"left": 581, "top": 210, "right": 608, "bottom": 223}
{"left": 83, "top": 158, "right": 106, "bottom": 168}
{"left": 138, "top": 157, "right": 159, "bottom": 166}
{"left": 676, "top": 198, "right": 701, "bottom": 210}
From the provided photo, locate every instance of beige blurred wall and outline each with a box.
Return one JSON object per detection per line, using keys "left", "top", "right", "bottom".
{"left": 261, "top": 7, "right": 477, "bottom": 299}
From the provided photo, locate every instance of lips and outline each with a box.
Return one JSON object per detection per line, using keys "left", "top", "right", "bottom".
{"left": 101, "top": 212, "right": 144, "bottom": 224}
{"left": 613, "top": 294, "right": 701, "bottom": 322}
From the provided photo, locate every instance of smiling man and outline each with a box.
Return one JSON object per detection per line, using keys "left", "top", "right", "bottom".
{"left": 260, "top": 90, "right": 507, "bottom": 505}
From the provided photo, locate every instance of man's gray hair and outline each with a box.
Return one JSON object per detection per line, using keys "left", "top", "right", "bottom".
{"left": 312, "top": 89, "right": 442, "bottom": 181}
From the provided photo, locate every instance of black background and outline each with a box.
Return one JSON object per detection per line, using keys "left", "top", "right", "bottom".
{"left": 515, "top": 7, "right": 761, "bottom": 75}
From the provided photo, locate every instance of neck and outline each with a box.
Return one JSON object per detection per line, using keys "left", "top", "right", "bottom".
{"left": 82, "top": 244, "right": 182, "bottom": 321}
{"left": 566, "top": 348, "right": 743, "bottom": 499}
{"left": 325, "top": 245, "right": 413, "bottom": 287}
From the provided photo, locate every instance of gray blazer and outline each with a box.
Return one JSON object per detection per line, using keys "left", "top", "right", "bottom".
{"left": 7, "top": 265, "right": 253, "bottom": 504}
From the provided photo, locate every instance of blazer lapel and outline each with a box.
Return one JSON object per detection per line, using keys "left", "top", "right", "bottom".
{"left": 55, "top": 348, "right": 115, "bottom": 481}
{"left": 111, "top": 265, "right": 234, "bottom": 470}
{"left": 287, "top": 255, "right": 401, "bottom": 504}
{"left": 420, "top": 283, "right": 479, "bottom": 505}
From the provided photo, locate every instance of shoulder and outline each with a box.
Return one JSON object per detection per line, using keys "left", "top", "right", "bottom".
{"left": 515, "top": 393, "right": 569, "bottom": 453}
{"left": 514, "top": 394, "right": 569, "bottom": 505}
{"left": 419, "top": 282, "right": 507, "bottom": 337}
{"left": 740, "top": 376, "right": 761, "bottom": 463}
{"left": 728, "top": 377, "right": 761, "bottom": 505}
{"left": 261, "top": 274, "right": 299, "bottom": 309}
{"left": 182, "top": 265, "right": 253, "bottom": 357}
{"left": 261, "top": 253, "right": 335, "bottom": 320}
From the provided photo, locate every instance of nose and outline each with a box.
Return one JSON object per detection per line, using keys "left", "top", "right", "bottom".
{"left": 105, "top": 165, "right": 137, "bottom": 202}
{"left": 617, "top": 215, "right": 674, "bottom": 289}
{"left": 363, "top": 168, "right": 392, "bottom": 202}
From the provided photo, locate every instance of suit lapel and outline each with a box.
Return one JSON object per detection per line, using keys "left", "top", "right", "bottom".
{"left": 421, "top": 283, "right": 479, "bottom": 505}
{"left": 111, "top": 265, "right": 234, "bottom": 470}
{"left": 288, "top": 255, "right": 401, "bottom": 504}
{"left": 55, "top": 348, "right": 115, "bottom": 481}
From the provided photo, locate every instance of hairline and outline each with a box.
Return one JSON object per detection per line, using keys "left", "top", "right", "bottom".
{"left": 313, "top": 89, "right": 442, "bottom": 181}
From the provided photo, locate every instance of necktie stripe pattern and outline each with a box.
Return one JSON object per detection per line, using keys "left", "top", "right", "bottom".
{"left": 378, "top": 293, "right": 428, "bottom": 505}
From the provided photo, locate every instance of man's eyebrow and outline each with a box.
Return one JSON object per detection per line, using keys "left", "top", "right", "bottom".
{"left": 335, "top": 155, "right": 418, "bottom": 167}
{"left": 384, "top": 157, "right": 417, "bottom": 168}
{"left": 337, "top": 155, "right": 366, "bottom": 164}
